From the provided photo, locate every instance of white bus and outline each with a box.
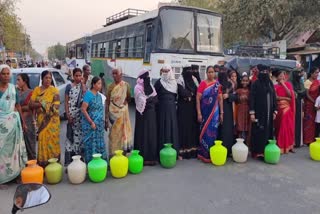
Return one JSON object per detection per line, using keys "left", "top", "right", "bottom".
{"left": 66, "top": 35, "right": 92, "bottom": 69}
{"left": 88, "top": 5, "right": 224, "bottom": 90}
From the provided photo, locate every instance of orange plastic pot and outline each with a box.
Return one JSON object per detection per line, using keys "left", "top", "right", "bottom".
{"left": 21, "top": 160, "right": 44, "bottom": 184}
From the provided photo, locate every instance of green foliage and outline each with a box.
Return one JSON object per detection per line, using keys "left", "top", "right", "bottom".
{"left": 179, "top": 0, "right": 320, "bottom": 46}
{"left": 47, "top": 43, "right": 66, "bottom": 60}
{"left": 0, "top": 0, "right": 39, "bottom": 58}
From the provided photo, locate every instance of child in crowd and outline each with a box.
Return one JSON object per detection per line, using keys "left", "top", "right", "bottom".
{"left": 236, "top": 72, "right": 250, "bottom": 143}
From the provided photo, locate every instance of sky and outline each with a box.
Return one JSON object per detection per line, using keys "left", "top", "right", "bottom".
{"left": 16, "top": 0, "right": 172, "bottom": 54}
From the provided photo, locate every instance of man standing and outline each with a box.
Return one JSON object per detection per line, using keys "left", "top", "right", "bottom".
{"left": 82, "top": 64, "right": 93, "bottom": 89}
{"left": 5, "top": 59, "right": 12, "bottom": 68}
{"left": 106, "top": 68, "right": 132, "bottom": 158}
{"left": 249, "top": 64, "right": 277, "bottom": 159}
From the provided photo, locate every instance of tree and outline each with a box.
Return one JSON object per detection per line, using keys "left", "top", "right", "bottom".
{"left": 179, "top": 0, "right": 320, "bottom": 46}
{"left": 47, "top": 43, "right": 66, "bottom": 60}
{"left": 0, "top": 0, "right": 38, "bottom": 59}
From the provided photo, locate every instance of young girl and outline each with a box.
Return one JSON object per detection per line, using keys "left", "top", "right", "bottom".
{"left": 236, "top": 73, "right": 250, "bottom": 142}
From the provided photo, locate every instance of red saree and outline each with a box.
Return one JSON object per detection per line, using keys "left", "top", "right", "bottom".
{"left": 303, "top": 80, "right": 320, "bottom": 144}
{"left": 274, "top": 82, "right": 295, "bottom": 153}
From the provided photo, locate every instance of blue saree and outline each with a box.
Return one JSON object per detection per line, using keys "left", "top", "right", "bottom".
{"left": 198, "top": 81, "right": 220, "bottom": 163}
{"left": 81, "top": 91, "right": 106, "bottom": 163}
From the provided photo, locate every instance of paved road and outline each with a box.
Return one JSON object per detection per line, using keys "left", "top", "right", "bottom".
{"left": 1, "top": 105, "right": 320, "bottom": 214}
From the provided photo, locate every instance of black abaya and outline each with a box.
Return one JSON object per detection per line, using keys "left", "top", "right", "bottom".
{"left": 177, "top": 84, "right": 199, "bottom": 159}
{"left": 134, "top": 96, "right": 158, "bottom": 162}
{"left": 219, "top": 82, "right": 236, "bottom": 155}
{"left": 250, "top": 78, "right": 277, "bottom": 156}
{"left": 154, "top": 80, "right": 179, "bottom": 152}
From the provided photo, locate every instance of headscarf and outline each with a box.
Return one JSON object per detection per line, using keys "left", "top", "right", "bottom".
{"left": 0, "top": 64, "right": 10, "bottom": 73}
{"left": 0, "top": 64, "right": 11, "bottom": 82}
{"left": 218, "top": 70, "right": 232, "bottom": 93}
{"left": 290, "top": 68, "right": 306, "bottom": 96}
{"left": 257, "top": 64, "right": 273, "bottom": 93}
{"left": 160, "top": 64, "right": 177, "bottom": 94}
{"left": 191, "top": 64, "right": 201, "bottom": 83}
{"left": 177, "top": 66, "right": 198, "bottom": 94}
{"left": 134, "top": 69, "right": 157, "bottom": 114}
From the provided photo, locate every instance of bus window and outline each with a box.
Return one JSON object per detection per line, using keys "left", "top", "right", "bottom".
{"left": 125, "top": 38, "right": 129, "bottom": 57}
{"left": 157, "top": 9, "right": 194, "bottom": 51}
{"left": 92, "top": 43, "right": 99, "bottom": 57}
{"left": 197, "top": 13, "right": 222, "bottom": 53}
{"left": 76, "top": 46, "right": 84, "bottom": 59}
{"left": 120, "top": 39, "right": 126, "bottom": 58}
{"left": 144, "top": 24, "right": 152, "bottom": 62}
{"left": 100, "top": 43, "right": 106, "bottom": 58}
{"left": 111, "top": 41, "right": 117, "bottom": 59}
{"left": 91, "top": 44, "right": 95, "bottom": 57}
{"left": 128, "top": 37, "right": 135, "bottom": 57}
{"left": 98, "top": 43, "right": 103, "bottom": 57}
{"left": 135, "top": 36, "right": 143, "bottom": 58}
{"left": 105, "top": 42, "right": 110, "bottom": 58}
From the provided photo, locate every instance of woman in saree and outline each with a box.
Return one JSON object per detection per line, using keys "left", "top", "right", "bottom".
{"left": 274, "top": 70, "right": 295, "bottom": 154}
{"left": 303, "top": 67, "right": 320, "bottom": 145}
{"left": 65, "top": 68, "right": 86, "bottom": 165}
{"left": 106, "top": 68, "right": 132, "bottom": 157}
{"left": 196, "top": 66, "right": 223, "bottom": 163}
{"left": 30, "top": 70, "right": 60, "bottom": 167}
{"left": 0, "top": 65, "right": 27, "bottom": 186}
{"left": 17, "top": 73, "right": 36, "bottom": 160}
{"left": 81, "top": 76, "right": 106, "bottom": 163}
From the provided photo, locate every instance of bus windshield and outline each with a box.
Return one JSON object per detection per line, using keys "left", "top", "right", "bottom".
{"left": 157, "top": 8, "right": 222, "bottom": 54}
{"left": 157, "top": 9, "right": 194, "bottom": 51}
{"left": 197, "top": 13, "right": 222, "bottom": 53}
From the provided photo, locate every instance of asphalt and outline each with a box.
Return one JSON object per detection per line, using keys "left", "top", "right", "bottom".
{"left": 1, "top": 105, "right": 320, "bottom": 214}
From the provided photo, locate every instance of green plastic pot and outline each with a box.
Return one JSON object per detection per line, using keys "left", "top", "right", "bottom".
{"left": 264, "top": 139, "right": 281, "bottom": 164}
{"left": 128, "top": 150, "right": 144, "bottom": 174}
{"left": 160, "top": 143, "right": 177, "bottom": 168}
{"left": 45, "top": 158, "right": 63, "bottom": 184}
{"left": 88, "top": 154, "right": 108, "bottom": 182}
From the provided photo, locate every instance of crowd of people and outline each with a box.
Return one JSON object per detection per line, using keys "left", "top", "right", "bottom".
{"left": 0, "top": 61, "right": 319, "bottom": 187}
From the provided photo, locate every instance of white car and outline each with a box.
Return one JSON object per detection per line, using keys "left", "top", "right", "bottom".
{"left": 11, "top": 67, "right": 70, "bottom": 117}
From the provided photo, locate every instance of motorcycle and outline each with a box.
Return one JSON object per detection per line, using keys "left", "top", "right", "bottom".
{"left": 11, "top": 183, "right": 51, "bottom": 214}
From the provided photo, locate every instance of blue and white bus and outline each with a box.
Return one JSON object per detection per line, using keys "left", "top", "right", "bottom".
{"left": 88, "top": 5, "right": 224, "bottom": 88}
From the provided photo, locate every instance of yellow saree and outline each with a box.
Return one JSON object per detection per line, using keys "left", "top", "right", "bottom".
{"left": 108, "top": 81, "right": 132, "bottom": 156}
{"left": 31, "top": 86, "right": 60, "bottom": 167}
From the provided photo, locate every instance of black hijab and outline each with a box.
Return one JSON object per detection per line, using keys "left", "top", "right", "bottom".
{"left": 218, "top": 70, "right": 232, "bottom": 93}
{"left": 139, "top": 72, "right": 153, "bottom": 96}
{"left": 191, "top": 64, "right": 201, "bottom": 83}
{"left": 290, "top": 68, "right": 306, "bottom": 96}
{"left": 257, "top": 64, "right": 273, "bottom": 93}
{"left": 182, "top": 66, "right": 197, "bottom": 93}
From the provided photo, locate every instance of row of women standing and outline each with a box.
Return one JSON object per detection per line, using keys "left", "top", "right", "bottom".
{"left": 135, "top": 65, "right": 202, "bottom": 164}
{"left": 136, "top": 63, "right": 318, "bottom": 165}
{"left": 0, "top": 65, "right": 60, "bottom": 185}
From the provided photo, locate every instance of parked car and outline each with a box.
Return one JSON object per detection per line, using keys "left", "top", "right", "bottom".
{"left": 11, "top": 67, "right": 70, "bottom": 117}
